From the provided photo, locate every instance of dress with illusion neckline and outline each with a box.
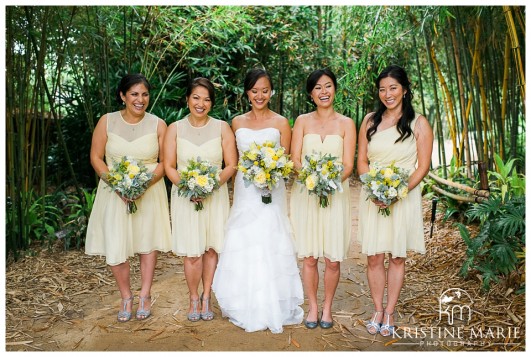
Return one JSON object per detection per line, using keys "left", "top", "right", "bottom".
{"left": 212, "top": 127, "right": 304, "bottom": 334}
{"left": 85, "top": 111, "right": 172, "bottom": 266}
{"left": 171, "top": 117, "right": 230, "bottom": 256}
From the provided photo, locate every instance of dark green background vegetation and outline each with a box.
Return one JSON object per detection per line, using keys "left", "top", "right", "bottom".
{"left": 5, "top": 5, "right": 526, "bottom": 291}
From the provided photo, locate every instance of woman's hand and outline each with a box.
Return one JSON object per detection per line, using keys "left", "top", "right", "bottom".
{"left": 371, "top": 197, "right": 397, "bottom": 209}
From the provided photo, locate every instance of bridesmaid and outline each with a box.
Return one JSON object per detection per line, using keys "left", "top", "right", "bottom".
{"left": 164, "top": 77, "right": 237, "bottom": 322}
{"left": 86, "top": 73, "right": 172, "bottom": 322}
{"left": 290, "top": 68, "right": 356, "bottom": 329}
{"left": 357, "top": 65, "right": 432, "bottom": 336}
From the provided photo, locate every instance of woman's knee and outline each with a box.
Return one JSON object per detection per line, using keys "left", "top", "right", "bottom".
{"left": 367, "top": 254, "right": 385, "bottom": 269}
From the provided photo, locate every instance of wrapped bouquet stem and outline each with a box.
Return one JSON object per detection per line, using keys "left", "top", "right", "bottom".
{"left": 237, "top": 141, "right": 294, "bottom": 204}
{"left": 359, "top": 161, "right": 410, "bottom": 216}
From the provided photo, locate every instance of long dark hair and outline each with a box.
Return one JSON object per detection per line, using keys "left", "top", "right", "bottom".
{"left": 366, "top": 65, "right": 415, "bottom": 143}
{"left": 115, "top": 73, "right": 151, "bottom": 105}
{"left": 306, "top": 68, "right": 337, "bottom": 106}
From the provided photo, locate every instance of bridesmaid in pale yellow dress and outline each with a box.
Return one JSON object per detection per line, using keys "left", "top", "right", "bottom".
{"left": 86, "top": 73, "right": 172, "bottom": 322}
{"left": 164, "top": 77, "right": 237, "bottom": 322}
{"left": 290, "top": 68, "right": 356, "bottom": 329}
{"left": 357, "top": 65, "right": 433, "bottom": 337}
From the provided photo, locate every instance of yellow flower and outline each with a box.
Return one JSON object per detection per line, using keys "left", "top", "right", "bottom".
{"left": 398, "top": 186, "right": 408, "bottom": 199}
{"left": 196, "top": 175, "right": 209, "bottom": 187}
{"left": 369, "top": 168, "right": 377, "bottom": 177}
{"left": 264, "top": 147, "right": 276, "bottom": 157}
{"left": 254, "top": 171, "right": 266, "bottom": 185}
{"left": 305, "top": 174, "right": 317, "bottom": 190}
{"left": 253, "top": 161, "right": 259, "bottom": 166}
{"left": 127, "top": 164, "right": 140, "bottom": 176}
{"left": 383, "top": 168, "right": 394, "bottom": 179}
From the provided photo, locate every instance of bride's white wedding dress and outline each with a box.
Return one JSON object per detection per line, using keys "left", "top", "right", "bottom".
{"left": 212, "top": 127, "right": 304, "bottom": 334}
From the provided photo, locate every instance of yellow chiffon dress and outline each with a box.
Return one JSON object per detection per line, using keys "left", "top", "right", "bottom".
{"left": 290, "top": 134, "right": 351, "bottom": 262}
{"left": 170, "top": 116, "right": 230, "bottom": 256}
{"left": 357, "top": 114, "right": 426, "bottom": 257}
{"left": 85, "top": 111, "right": 172, "bottom": 266}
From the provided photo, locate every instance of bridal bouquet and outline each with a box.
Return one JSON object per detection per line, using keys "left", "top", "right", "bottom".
{"left": 177, "top": 157, "right": 221, "bottom": 211}
{"left": 296, "top": 151, "right": 344, "bottom": 208}
{"left": 237, "top": 141, "right": 293, "bottom": 204}
{"left": 106, "top": 156, "right": 154, "bottom": 214}
{"left": 359, "top": 161, "right": 410, "bottom": 216}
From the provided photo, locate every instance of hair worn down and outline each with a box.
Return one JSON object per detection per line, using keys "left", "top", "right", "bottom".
{"left": 367, "top": 65, "right": 415, "bottom": 143}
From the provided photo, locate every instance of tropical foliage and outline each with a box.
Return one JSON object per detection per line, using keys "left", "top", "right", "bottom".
{"left": 5, "top": 4, "right": 526, "bottom": 294}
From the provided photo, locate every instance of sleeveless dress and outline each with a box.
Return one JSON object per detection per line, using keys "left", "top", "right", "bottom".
{"left": 85, "top": 111, "right": 172, "bottom": 266}
{"left": 212, "top": 127, "right": 304, "bottom": 334}
{"left": 171, "top": 116, "right": 230, "bottom": 256}
{"left": 357, "top": 114, "right": 425, "bottom": 257}
{"left": 290, "top": 134, "right": 352, "bottom": 262}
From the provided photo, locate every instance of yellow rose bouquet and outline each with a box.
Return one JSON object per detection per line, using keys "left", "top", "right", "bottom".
{"left": 296, "top": 151, "right": 344, "bottom": 208}
{"left": 359, "top": 161, "right": 410, "bottom": 216}
{"left": 237, "top": 141, "right": 293, "bottom": 204}
{"left": 177, "top": 157, "right": 221, "bottom": 211}
{"left": 106, "top": 156, "right": 154, "bottom": 214}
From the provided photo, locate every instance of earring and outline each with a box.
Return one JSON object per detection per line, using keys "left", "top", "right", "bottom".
{"left": 122, "top": 101, "right": 125, "bottom": 106}
{"left": 403, "top": 95, "right": 406, "bottom": 99}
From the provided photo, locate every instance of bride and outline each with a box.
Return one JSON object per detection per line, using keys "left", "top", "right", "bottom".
{"left": 212, "top": 68, "right": 304, "bottom": 333}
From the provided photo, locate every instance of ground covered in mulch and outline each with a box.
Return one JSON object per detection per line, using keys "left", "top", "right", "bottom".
{"left": 4, "top": 183, "right": 526, "bottom": 352}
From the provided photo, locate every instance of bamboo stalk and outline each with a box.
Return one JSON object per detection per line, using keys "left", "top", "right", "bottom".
{"left": 428, "top": 172, "right": 490, "bottom": 198}
{"left": 503, "top": 6, "right": 526, "bottom": 103}
{"left": 430, "top": 44, "right": 459, "bottom": 164}
{"left": 431, "top": 184, "right": 488, "bottom": 203}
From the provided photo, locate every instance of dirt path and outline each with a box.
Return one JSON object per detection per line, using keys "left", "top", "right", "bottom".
{"left": 5, "top": 181, "right": 431, "bottom": 352}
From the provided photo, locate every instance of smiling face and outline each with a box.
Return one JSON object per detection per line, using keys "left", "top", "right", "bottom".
{"left": 310, "top": 75, "right": 335, "bottom": 108}
{"left": 120, "top": 83, "right": 149, "bottom": 116}
{"left": 378, "top": 76, "right": 406, "bottom": 111}
{"left": 187, "top": 85, "right": 212, "bottom": 119}
{"left": 247, "top": 76, "right": 272, "bottom": 110}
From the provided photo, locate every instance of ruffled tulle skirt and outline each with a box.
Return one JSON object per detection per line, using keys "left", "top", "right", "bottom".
{"left": 212, "top": 174, "right": 304, "bottom": 333}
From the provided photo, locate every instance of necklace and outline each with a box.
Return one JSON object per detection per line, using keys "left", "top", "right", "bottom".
{"left": 315, "top": 112, "right": 336, "bottom": 128}
{"left": 119, "top": 111, "right": 144, "bottom": 131}
{"left": 187, "top": 116, "right": 210, "bottom": 136}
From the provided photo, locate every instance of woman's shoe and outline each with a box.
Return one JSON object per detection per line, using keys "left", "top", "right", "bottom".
{"left": 117, "top": 293, "right": 134, "bottom": 323}
{"left": 366, "top": 311, "right": 383, "bottom": 335}
{"left": 200, "top": 293, "right": 214, "bottom": 321}
{"left": 136, "top": 296, "right": 151, "bottom": 320}
{"left": 304, "top": 319, "right": 319, "bottom": 329}
{"left": 187, "top": 298, "right": 201, "bottom": 322}
{"left": 319, "top": 311, "right": 333, "bottom": 329}
{"left": 303, "top": 309, "right": 319, "bottom": 329}
{"left": 379, "top": 310, "right": 395, "bottom": 337}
